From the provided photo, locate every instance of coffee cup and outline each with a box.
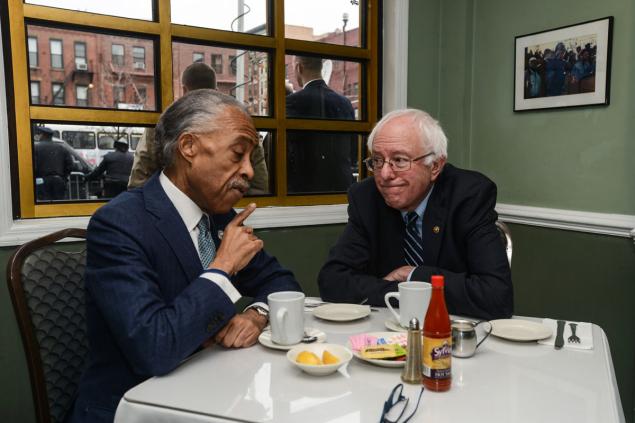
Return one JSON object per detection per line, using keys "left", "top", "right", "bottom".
{"left": 268, "top": 291, "right": 305, "bottom": 345}
{"left": 451, "top": 319, "right": 492, "bottom": 358}
{"left": 384, "top": 281, "right": 432, "bottom": 328}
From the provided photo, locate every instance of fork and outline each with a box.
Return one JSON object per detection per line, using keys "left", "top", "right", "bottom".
{"left": 567, "top": 323, "right": 580, "bottom": 344}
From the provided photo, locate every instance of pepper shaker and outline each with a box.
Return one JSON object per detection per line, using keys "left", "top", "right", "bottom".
{"left": 401, "top": 317, "right": 423, "bottom": 384}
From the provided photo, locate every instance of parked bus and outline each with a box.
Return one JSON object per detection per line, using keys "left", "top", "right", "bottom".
{"left": 44, "top": 123, "right": 146, "bottom": 167}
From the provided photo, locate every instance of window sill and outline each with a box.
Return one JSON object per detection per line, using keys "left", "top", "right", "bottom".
{"left": 0, "top": 204, "right": 349, "bottom": 247}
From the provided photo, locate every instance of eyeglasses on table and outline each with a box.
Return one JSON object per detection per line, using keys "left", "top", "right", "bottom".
{"left": 380, "top": 383, "right": 424, "bottom": 423}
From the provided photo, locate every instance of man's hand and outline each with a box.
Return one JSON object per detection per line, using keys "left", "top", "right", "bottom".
{"left": 210, "top": 203, "right": 263, "bottom": 275}
{"left": 383, "top": 265, "right": 415, "bottom": 282}
{"left": 214, "top": 309, "right": 267, "bottom": 348}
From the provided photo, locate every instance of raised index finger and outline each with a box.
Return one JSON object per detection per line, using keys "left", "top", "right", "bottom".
{"left": 228, "top": 203, "right": 257, "bottom": 227}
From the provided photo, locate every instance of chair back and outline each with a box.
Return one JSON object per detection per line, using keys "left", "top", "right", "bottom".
{"left": 6, "top": 228, "right": 89, "bottom": 423}
{"left": 495, "top": 220, "right": 513, "bottom": 266}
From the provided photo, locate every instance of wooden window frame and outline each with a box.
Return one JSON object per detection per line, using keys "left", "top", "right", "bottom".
{"left": 4, "top": 0, "right": 382, "bottom": 219}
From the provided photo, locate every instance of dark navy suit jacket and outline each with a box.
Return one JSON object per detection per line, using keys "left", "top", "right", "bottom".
{"left": 318, "top": 164, "right": 513, "bottom": 320}
{"left": 68, "top": 173, "right": 301, "bottom": 423}
{"left": 286, "top": 79, "right": 355, "bottom": 193}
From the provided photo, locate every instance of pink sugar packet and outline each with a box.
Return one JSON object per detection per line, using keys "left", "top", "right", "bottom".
{"left": 348, "top": 334, "right": 378, "bottom": 351}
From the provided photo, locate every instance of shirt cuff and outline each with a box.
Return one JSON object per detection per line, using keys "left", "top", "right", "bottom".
{"left": 406, "top": 267, "right": 417, "bottom": 281}
{"left": 200, "top": 269, "right": 241, "bottom": 303}
{"left": 245, "top": 302, "right": 269, "bottom": 312}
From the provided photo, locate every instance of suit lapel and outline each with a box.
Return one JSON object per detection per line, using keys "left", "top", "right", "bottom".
{"left": 380, "top": 197, "right": 406, "bottom": 268}
{"left": 422, "top": 175, "right": 448, "bottom": 266}
{"left": 143, "top": 174, "right": 202, "bottom": 282}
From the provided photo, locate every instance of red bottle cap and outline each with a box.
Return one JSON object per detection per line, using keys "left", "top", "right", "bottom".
{"left": 431, "top": 275, "right": 444, "bottom": 288}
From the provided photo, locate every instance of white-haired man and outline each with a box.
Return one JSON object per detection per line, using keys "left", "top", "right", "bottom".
{"left": 318, "top": 109, "right": 513, "bottom": 320}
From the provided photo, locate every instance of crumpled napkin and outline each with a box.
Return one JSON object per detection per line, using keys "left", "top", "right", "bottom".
{"left": 538, "top": 318, "right": 593, "bottom": 350}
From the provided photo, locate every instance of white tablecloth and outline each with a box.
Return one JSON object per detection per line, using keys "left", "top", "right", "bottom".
{"left": 115, "top": 308, "right": 625, "bottom": 423}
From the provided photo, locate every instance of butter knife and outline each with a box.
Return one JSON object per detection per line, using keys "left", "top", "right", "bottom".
{"left": 554, "top": 320, "right": 566, "bottom": 349}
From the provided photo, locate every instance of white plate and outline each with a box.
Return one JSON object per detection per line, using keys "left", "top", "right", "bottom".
{"left": 313, "top": 303, "right": 371, "bottom": 322}
{"left": 489, "top": 319, "right": 552, "bottom": 341}
{"left": 346, "top": 331, "right": 407, "bottom": 368}
{"left": 384, "top": 318, "right": 407, "bottom": 333}
{"left": 259, "top": 327, "right": 327, "bottom": 351}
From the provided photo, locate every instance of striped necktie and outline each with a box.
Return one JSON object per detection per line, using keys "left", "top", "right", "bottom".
{"left": 404, "top": 211, "right": 424, "bottom": 266}
{"left": 197, "top": 215, "right": 216, "bottom": 268}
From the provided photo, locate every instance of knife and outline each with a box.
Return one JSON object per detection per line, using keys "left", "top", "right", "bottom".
{"left": 555, "top": 320, "right": 566, "bottom": 349}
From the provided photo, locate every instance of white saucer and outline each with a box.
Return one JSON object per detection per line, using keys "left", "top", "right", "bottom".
{"left": 258, "top": 327, "right": 327, "bottom": 350}
{"left": 313, "top": 303, "right": 371, "bottom": 322}
{"left": 489, "top": 319, "right": 552, "bottom": 341}
{"left": 384, "top": 318, "right": 407, "bottom": 333}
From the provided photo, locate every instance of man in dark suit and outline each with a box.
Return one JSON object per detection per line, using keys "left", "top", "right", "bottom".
{"left": 286, "top": 56, "right": 355, "bottom": 193}
{"left": 69, "top": 90, "right": 301, "bottom": 423}
{"left": 318, "top": 109, "right": 512, "bottom": 320}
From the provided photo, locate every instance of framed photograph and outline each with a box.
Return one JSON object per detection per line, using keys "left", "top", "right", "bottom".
{"left": 514, "top": 17, "right": 613, "bottom": 111}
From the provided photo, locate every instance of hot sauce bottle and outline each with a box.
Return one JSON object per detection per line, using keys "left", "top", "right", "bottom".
{"left": 422, "top": 275, "right": 452, "bottom": 391}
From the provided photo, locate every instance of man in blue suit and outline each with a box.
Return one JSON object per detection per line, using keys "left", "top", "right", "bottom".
{"left": 68, "top": 90, "right": 302, "bottom": 422}
{"left": 286, "top": 56, "right": 356, "bottom": 194}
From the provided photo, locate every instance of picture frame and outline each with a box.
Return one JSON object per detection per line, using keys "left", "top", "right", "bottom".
{"left": 514, "top": 17, "right": 613, "bottom": 112}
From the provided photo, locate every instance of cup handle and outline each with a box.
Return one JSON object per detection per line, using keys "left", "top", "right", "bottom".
{"left": 384, "top": 292, "right": 401, "bottom": 323}
{"left": 475, "top": 320, "right": 493, "bottom": 349}
{"left": 275, "top": 308, "right": 288, "bottom": 344}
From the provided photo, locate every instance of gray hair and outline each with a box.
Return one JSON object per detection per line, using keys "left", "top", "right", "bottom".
{"left": 367, "top": 109, "right": 448, "bottom": 165}
{"left": 154, "top": 89, "right": 249, "bottom": 168}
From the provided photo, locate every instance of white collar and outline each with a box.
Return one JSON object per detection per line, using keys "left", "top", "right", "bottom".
{"left": 159, "top": 171, "right": 205, "bottom": 233}
{"left": 302, "top": 78, "right": 322, "bottom": 89}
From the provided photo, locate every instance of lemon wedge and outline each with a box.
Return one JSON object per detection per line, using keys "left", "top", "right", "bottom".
{"left": 296, "top": 351, "right": 322, "bottom": 365}
{"left": 322, "top": 350, "right": 339, "bottom": 365}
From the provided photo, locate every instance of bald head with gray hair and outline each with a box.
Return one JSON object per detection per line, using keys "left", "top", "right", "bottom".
{"left": 367, "top": 109, "right": 448, "bottom": 165}
{"left": 154, "top": 89, "right": 251, "bottom": 169}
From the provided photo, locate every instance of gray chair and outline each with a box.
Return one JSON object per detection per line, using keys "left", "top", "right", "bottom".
{"left": 495, "top": 220, "right": 513, "bottom": 266}
{"left": 6, "top": 229, "right": 88, "bottom": 423}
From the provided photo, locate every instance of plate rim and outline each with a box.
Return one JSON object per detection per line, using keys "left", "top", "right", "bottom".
{"left": 489, "top": 319, "right": 552, "bottom": 341}
{"left": 313, "top": 303, "right": 371, "bottom": 322}
{"left": 258, "top": 327, "right": 327, "bottom": 350}
{"left": 346, "top": 331, "right": 406, "bottom": 368}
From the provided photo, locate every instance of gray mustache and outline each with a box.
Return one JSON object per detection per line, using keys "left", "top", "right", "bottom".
{"left": 230, "top": 178, "right": 250, "bottom": 192}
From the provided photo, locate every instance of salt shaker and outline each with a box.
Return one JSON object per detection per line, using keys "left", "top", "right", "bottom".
{"left": 401, "top": 317, "right": 423, "bottom": 384}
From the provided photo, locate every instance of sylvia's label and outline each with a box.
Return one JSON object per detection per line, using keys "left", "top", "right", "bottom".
{"left": 422, "top": 336, "right": 452, "bottom": 379}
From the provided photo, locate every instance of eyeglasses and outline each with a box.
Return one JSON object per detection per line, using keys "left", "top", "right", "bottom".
{"left": 380, "top": 384, "right": 424, "bottom": 423}
{"left": 364, "top": 152, "right": 435, "bottom": 173}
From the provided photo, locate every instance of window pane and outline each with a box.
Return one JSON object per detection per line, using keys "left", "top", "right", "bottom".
{"left": 285, "top": 55, "right": 362, "bottom": 120}
{"left": 286, "top": 130, "right": 362, "bottom": 194}
{"left": 112, "top": 44, "right": 124, "bottom": 66}
{"left": 193, "top": 52, "right": 204, "bottom": 63}
{"left": 52, "top": 83, "right": 65, "bottom": 104}
{"left": 28, "top": 37, "right": 38, "bottom": 67}
{"left": 25, "top": 0, "right": 154, "bottom": 20}
{"left": 30, "top": 82, "right": 40, "bottom": 104}
{"left": 172, "top": 42, "right": 271, "bottom": 116}
{"left": 245, "top": 130, "right": 274, "bottom": 197}
{"left": 27, "top": 24, "right": 158, "bottom": 110}
{"left": 32, "top": 122, "right": 146, "bottom": 202}
{"left": 171, "top": 0, "right": 267, "bottom": 35}
{"left": 76, "top": 85, "right": 88, "bottom": 106}
{"left": 50, "top": 39, "right": 63, "bottom": 68}
{"left": 285, "top": 0, "right": 361, "bottom": 47}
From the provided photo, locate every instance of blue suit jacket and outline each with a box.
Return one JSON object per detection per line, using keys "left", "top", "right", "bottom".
{"left": 68, "top": 174, "right": 301, "bottom": 423}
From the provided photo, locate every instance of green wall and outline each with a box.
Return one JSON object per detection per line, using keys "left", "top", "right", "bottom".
{"left": 409, "top": 0, "right": 634, "bottom": 421}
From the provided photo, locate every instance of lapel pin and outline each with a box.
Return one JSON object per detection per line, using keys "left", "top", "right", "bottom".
{"left": 217, "top": 230, "right": 224, "bottom": 240}
{"left": 432, "top": 226, "right": 440, "bottom": 234}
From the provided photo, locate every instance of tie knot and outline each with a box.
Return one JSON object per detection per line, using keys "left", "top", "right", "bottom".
{"left": 406, "top": 211, "right": 418, "bottom": 226}
{"left": 197, "top": 215, "right": 210, "bottom": 235}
